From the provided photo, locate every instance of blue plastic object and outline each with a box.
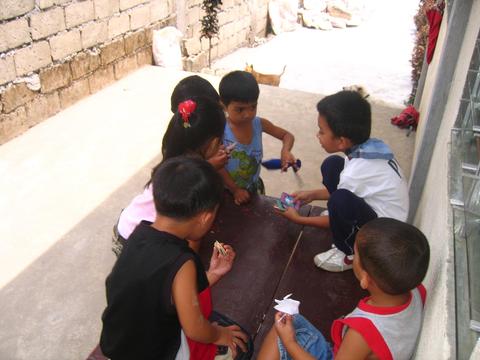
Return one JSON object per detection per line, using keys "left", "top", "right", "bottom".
{"left": 261, "top": 158, "right": 301, "bottom": 171}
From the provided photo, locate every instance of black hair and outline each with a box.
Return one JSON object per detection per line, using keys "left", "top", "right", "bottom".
{"left": 162, "top": 96, "right": 226, "bottom": 160}
{"left": 170, "top": 75, "right": 220, "bottom": 112}
{"left": 219, "top": 70, "right": 259, "bottom": 106}
{"left": 356, "top": 218, "right": 430, "bottom": 295}
{"left": 152, "top": 156, "right": 224, "bottom": 219}
{"left": 316, "top": 90, "right": 371, "bottom": 145}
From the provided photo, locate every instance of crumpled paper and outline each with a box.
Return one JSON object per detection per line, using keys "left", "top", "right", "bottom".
{"left": 274, "top": 293, "right": 300, "bottom": 315}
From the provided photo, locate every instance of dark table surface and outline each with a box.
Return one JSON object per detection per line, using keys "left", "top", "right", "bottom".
{"left": 252, "top": 206, "right": 367, "bottom": 356}
{"left": 198, "top": 193, "right": 308, "bottom": 336}
{"left": 87, "top": 195, "right": 364, "bottom": 360}
{"left": 199, "top": 194, "right": 366, "bottom": 356}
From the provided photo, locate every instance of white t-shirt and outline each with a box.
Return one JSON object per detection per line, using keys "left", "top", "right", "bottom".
{"left": 338, "top": 157, "right": 409, "bottom": 221}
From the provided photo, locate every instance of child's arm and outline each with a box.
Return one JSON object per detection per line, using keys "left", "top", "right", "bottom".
{"left": 274, "top": 313, "right": 316, "bottom": 360}
{"left": 172, "top": 260, "right": 248, "bottom": 353}
{"left": 218, "top": 168, "right": 250, "bottom": 205}
{"left": 335, "top": 328, "right": 372, "bottom": 360}
{"left": 292, "top": 189, "right": 330, "bottom": 203}
{"left": 261, "top": 118, "right": 296, "bottom": 171}
{"left": 276, "top": 207, "right": 330, "bottom": 228}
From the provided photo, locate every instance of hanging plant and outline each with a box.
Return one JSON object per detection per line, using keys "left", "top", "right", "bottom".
{"left": 408, "top": 0, "right": 435, "bottom": 104}
{"left": 200, "top": 0, "right": 223, "bottom": 68}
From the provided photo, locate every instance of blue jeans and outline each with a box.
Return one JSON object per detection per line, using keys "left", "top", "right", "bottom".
{"left": 277, "top": 315, "right": 333, "bottom": 360}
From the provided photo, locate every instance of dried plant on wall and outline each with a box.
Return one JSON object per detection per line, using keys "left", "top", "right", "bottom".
{"left": 200, "top": 0, "right": 223, "bottom": 67}
{"left": 409, "top": 0, "right": 436, "bottom": 104}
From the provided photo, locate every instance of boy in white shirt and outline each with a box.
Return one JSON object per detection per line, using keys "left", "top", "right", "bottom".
{"left": 277, "top": 90, "right": 409, "bottom": 272}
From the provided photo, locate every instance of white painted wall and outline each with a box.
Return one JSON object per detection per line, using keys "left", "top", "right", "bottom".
{"left": 410, "top": 8, "right": 448, "bottom": 170}
{"left": 412, "top": 2, "right": 480, "bottom": 358}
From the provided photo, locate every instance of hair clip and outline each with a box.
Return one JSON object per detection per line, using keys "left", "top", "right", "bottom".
{"left": 178, "top": 100, "right": 197, "bottom": 128}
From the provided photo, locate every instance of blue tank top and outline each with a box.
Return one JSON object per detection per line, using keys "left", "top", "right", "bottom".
{"left": 224, "top": 116, "right": 263, "bottom": 190}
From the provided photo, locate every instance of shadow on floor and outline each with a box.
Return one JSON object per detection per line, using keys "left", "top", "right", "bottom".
{"left": 0, "top": 156, "right": 160, "bottom": 360}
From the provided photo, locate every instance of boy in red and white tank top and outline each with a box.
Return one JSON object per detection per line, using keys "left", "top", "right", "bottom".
{"left": 258, "top": 218, "right": 430, "bottom": 360}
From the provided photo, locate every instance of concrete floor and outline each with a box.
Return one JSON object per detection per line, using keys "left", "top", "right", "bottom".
{"left": 210, "top": 0, "right": 418, "bottom": 106}
{"left": 0, "top": 66, "right": 415, "bottom": 359}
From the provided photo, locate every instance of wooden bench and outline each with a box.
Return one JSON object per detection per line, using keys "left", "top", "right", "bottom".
{"left": 87, "top": 194, "right": 365, "bottom": 359}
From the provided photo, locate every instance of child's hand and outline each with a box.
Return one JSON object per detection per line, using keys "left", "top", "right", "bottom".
{"left": 215, "top": 324, "right": 248, "bottom": 358}
{"left": 274, "top": 312, "right": 296, "bottom": 346}
{"left": 207, "top": 244, "right": 235, "bottom": 285}
{"left": 280, "top": 150, "right": 297, "bottom": 172}
{"left": 292, "top": 190, "right": 315, "bottom": 204}
{"left": 233, "top": 188, "right": 250, "bottom": 205}
{"left": 207, "top": 146, "right": 229, "bottom": 170}
{"left": 275, "top": 206, "right": 301, "bottom": 223}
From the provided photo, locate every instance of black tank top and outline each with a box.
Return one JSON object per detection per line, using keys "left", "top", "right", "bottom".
{"left": 100, "top": 221, "right": 209, "bottom": 359}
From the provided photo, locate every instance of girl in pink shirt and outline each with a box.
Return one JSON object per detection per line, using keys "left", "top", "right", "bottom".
{"left": 113, "top": 76, "right": 227, "bottom": 255}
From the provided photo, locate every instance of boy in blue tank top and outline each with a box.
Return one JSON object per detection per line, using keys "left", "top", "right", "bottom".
{"left": 219, "top": 70, "right": 297, "bottom": 205}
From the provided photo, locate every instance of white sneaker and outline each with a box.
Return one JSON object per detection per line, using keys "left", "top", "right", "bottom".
{"left": 313, "top": 245, "right": 337, "bottom": 266}
{"left": 314, "top": 247, "right": 353, "bottom": 272}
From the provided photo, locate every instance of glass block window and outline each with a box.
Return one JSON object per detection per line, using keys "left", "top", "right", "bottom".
{"left": 450, "top": 29, "right": 480, "bottom": 358}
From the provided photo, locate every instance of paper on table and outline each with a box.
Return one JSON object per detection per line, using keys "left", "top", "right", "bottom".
{"left": 274, "top": 293, "right": 300, "bottom": 315}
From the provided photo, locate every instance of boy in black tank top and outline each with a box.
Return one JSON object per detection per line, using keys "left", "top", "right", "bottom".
{"left": 100, "top": 157, "right": 248, "bottom": 359}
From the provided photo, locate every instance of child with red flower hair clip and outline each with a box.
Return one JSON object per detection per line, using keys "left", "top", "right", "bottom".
{"left": 114, "top": 77, "right": 228, "bottom": 255}
{"left": 116, "top": 95, "right": 227, "bottom": 255}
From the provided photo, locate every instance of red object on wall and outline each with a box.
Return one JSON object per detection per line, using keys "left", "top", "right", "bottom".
{"left": 426, "top": 7, "right": 443, "bottom": 64}
{"left": 391, "top": 105, "right": 420, "bottom": 131}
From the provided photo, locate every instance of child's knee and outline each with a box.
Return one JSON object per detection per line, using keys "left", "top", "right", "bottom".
{"left": 290, "top": 315, "right": 332, "bottom": 360}
{"left": 328, "top": 189, "right": 355, "bottom": 213}
{"left": 292, "top": 314, "right": 316, "bottom": 331}
{"left": 320, "top": 155, "right": 344, "bottom": 176}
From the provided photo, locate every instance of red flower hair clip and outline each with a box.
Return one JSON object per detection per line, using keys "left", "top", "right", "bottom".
{"left": 178, "top": 100, "right": 197, "bottom": 128}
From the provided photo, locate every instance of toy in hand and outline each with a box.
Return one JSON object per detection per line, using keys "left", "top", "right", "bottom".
{"left": 225, "top": 142, "right": 236, "bottom": 153}
{"left": 214, "top": 240, "right": 227, "bottom": 256}
{"left": 261, "top": 158, "right": 301, "bottom": 172}
{"left": 274, "top": 192, "right": 301, "bottom": 212}
{"left": 274, "top": 293, "right": 300, "bottom": 322}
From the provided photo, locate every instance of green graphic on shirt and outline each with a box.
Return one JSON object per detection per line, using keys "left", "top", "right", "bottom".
{"left": 230, "top": 150, "right": 259, "bottom": 188}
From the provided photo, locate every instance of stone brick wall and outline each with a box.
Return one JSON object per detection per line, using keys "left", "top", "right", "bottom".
{"left": 0, "top": 0, "right": 269, "bottom": 145}
{"left": 181, "top": 0, "right": 269, "bottom": 72}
